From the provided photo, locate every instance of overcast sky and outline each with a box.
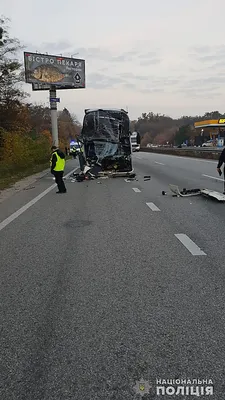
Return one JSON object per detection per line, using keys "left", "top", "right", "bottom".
{"left": 2, "top": 0, "right": 225, "bottom": 122}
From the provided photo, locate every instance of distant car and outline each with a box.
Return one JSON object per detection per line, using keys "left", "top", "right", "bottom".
{"left": 202, "top": 141, "right": 213, "bottom": 147}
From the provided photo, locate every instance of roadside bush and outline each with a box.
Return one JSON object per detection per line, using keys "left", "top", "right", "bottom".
{"left": 0, "top": 129, "right": 51, "bottom": 177}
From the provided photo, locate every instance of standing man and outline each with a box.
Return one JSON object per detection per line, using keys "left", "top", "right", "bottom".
{"left": 71, "top": 146, "right": 77, "bottom": 159}
{"left": 50, "top": 146, "right": 67, "bottom": 193}
{"left": 217, "top": 147, "right": 225, "bottom": 194}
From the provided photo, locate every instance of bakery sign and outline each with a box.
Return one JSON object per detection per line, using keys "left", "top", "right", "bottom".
{"left": 24, "top": 52, "right": 85, "bottom": 89}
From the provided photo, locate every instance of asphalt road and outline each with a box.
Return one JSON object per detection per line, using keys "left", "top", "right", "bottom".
{"left": 1, "top": 154, "right": 225, "bottom": 399}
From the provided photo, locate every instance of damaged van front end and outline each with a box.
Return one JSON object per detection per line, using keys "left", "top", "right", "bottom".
{"left": 80, "top": 108, "right": 134, "bottom": 176}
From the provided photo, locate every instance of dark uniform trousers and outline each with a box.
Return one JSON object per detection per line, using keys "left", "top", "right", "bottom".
{"left": 53, "top": 171, "right": 66, "bottom": 192}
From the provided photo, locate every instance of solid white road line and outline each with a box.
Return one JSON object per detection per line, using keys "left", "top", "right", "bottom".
{"left": 154, "top": 161, "right": 165, "bottom": 165}
{"left": 202, "top": 174, "right": 224, "bottom": 182}
{"left": 146, "top": 202, "right": 160, "bottom": 211}
{"left": 175, "top": 233, "right": 206, "bottom": 256}
{"left": 0, "top": 167, "right": 79, "bottom": 233}
{"left": 132, "top": 188, "right": 141, "bottom": 192}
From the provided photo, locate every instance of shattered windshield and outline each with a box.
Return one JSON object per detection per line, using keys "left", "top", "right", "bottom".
{"left": 81, "top": 109, "right": 130, "bottom": 143}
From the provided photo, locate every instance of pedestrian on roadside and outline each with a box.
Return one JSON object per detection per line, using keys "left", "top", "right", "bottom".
{"left": 50, "top": 146, "right": 67, "bottom": 194}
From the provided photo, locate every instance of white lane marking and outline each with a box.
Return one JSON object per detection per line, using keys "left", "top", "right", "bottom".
{"left": 155, "top": 161, "right": 165, "bottom": 165}
{"left": 146, "top": 202, "right": 160, "bottom": 211}
{"left": 202, "top": 174, "right": 224, "bottom": 182}
{"left": 132, "top": 188, "right": 141, "bottom": 192}
{"left": 175, "top": 234, "right": 206, "bottom": 256}
{"left": 0, "top": 167, "right": 79, "bottom": 233}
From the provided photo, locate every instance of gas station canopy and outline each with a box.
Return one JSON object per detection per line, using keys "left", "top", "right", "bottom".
{"left": 194, "top": 119, "right": 225, "bottom": 129}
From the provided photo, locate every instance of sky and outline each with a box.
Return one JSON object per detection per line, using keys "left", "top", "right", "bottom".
{"left": 2, "top": 0, "right": 225, "bottom": 123}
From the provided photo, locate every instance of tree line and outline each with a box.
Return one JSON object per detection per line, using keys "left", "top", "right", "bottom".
{"left": 0, "top": 16, "right": 81, "bottom": 188}
{"left": 131, "top": 111, "right": 225, "bottom": 146}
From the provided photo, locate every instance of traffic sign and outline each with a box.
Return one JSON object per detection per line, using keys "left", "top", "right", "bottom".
{"left": 50, "top": 97, "right": 60, "bottom": 102}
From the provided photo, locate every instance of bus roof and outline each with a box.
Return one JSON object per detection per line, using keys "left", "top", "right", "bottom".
{"left": 84, "top": 108, "right": 128, "bottom": 115}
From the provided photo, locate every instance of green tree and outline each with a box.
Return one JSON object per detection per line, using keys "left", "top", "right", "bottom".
{"left": 174, "top": 125, "right": 191, "bottom": 145}
{"left": 0, "top": 16, "right": 27, "bottom": 131}
{"left": 58, "top": 108, "right": 81, "bottom": 143}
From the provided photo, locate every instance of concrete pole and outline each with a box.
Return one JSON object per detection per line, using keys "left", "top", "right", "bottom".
{"left": 50, "top": 85, "right": 59, "bottom": 147}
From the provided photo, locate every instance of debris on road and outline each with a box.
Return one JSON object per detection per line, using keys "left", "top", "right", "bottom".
{"left": 169, "top": 184, "right": 201, "bottom": 197}
{"left": 23, "top": 186, "right": 35, "bottom": 190}
{"left": 125, "top": 177, "right": 138, "bottom": 182}
{"left": 169, "top": 184, "right": 225, "bottom": 201}
{"left": 201, "top": 189, "right": 225, "bottom": 201}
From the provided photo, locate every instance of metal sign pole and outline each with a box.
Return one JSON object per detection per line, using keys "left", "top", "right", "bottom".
{"left": 50, "top": 85, "right": 59, "bottom": 147}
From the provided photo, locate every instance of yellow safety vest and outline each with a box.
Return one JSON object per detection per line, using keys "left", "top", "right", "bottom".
{"left": 50, "top": 151, "right": 65, "bottom": 171}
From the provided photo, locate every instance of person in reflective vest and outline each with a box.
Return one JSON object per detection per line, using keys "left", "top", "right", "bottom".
{"left": 71, "top": 146, "right": 77, "bottom": 159}
{"left": 50, "top": 146, "right": 67, "bottom": 193}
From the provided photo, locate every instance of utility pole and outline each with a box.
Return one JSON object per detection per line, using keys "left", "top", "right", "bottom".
{"left": 49, "top": 85, "right": 59, "bottom": 147}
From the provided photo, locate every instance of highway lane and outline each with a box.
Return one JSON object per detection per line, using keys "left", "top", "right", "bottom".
{"left": 133, "top": 152, "right": 225, "bottom": 264}
{"left": 0, "top": 154, "right": 225, "bottom": 399}
{"left": 135, "top": 151, "right": 224, "bottom": 192}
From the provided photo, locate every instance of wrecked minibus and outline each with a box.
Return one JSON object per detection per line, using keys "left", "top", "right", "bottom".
{"left": 79, "top": 108, "right": 134, "bottom": 176}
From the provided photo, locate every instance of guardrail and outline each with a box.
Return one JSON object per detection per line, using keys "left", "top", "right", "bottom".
{"left": 140, "top": 147, "right": 222, "bottom": 160}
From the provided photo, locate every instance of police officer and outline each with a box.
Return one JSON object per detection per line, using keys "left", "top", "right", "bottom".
{"left": 71, "top": 146, "right": 77, "bottom": 159}
{"left": 50, "top": 146, "right": 67, "bottom": 193}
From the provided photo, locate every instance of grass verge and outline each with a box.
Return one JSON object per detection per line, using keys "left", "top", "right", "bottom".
{"left": 0, "top": 163, "right": 49, "bottom": 191}
{"left": 0, "top": 155, "right": 72, "bottom": 191}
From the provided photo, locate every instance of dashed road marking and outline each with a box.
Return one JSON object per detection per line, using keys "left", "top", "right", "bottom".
{"left": 175, "top": 233, "right": 206, "bottom": 256}
{"left": 0, "top": 167, "right": 79, "bottom": 233}
{"left": 155, "top": 161, "right": 165, "bottom": 165}
{"left": 146, "top": 202, "right": 160, "bottom": 211}
{"left": 132, "top": 188, "right": 141, "bottom": 192}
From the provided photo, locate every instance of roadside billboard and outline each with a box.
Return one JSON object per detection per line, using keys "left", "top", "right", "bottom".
{"left": 24, "top": 52, "right": 85, "bottom": 89}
